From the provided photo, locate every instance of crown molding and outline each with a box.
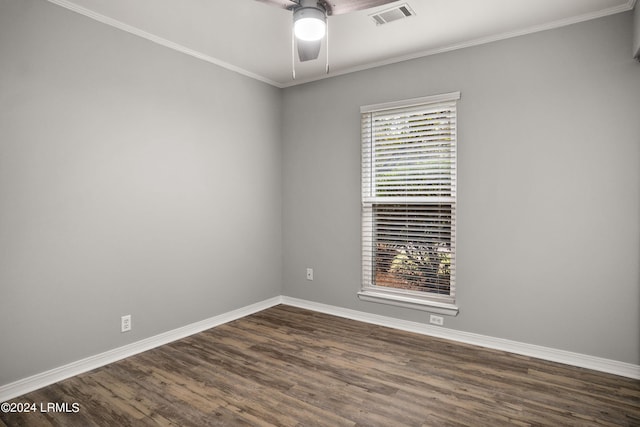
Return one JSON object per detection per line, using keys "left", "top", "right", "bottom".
{"left": 46, "top": 0, "right": 285, "bottom": 88}
{"left": 281, "top": 0, "right": 638, "bottom": 87}
{"left": 47, "top": 0, "right": 635, "bottom": 88}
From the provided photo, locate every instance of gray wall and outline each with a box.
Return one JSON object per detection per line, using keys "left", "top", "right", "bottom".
{"left": 1, "top": 0, "right": 638, "bottom": 389}
{"left": 0, "top": 0, "right": 282, "bottom": 385}
{"left": 282, "top": 12, "right": 640, "bottom": 364}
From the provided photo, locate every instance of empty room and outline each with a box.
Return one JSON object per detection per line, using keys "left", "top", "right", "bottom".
{"left": 1, "top": 0, "right": 639, "bottom": 425}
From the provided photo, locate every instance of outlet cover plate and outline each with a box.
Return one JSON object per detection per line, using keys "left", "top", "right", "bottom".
{"left": 121, "top": 315, "right": 132, "bottom": 332}
{"left": 429, "top": 314, "right": 444, "bottom": 326}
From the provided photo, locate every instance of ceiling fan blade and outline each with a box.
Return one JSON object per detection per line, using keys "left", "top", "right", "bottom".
{"left": 297, "top": 39, "right": 322, "bottom": 62}
{"left": 255, "top": 0, "right": 299, "bottom": 11}
{"left": 323, "top": 0, "right": 397, "bottom": 15}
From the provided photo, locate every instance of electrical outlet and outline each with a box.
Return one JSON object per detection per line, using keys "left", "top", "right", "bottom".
{"left": 121, "top": 315, "right": 132, "bottom": 332}
{"left": 429, "top": 314, "right": 444, "bottom": 326}
{"left": 306, "top": 268, "right": 313, "bottom": 281}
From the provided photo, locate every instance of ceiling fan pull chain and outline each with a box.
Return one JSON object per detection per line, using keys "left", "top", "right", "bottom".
{"left": 292, "top": 26, "right": 296, "bottom": 80}
{"left": 325, "top": 18, "right": 329, "bottom": 74}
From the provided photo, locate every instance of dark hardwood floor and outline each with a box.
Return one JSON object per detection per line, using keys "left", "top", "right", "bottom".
{"left": 1, "top": 304, "right": 639, "bottom": 426}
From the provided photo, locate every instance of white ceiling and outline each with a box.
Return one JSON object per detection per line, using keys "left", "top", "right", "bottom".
{"left": 49, "top": 0, "right": 635, "bottom": 87}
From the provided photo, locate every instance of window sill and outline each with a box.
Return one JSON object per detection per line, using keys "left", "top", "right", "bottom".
{"left": 357, "top": 289, "right": 459, "bottom": 316}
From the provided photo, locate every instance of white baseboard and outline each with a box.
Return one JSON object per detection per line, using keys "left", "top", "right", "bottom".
{"left": 0, "top": 296, "right": 282, "bottom": 402}
{"left": 281, "top": 296, "right": 640, "bottom": 380}
{"left": 2, "top": 294, "right": 638, "bottom": 403}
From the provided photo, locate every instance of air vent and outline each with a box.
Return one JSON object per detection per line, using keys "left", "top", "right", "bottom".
{"left": 370, "top": 3, "right": 415, "bottom": 25}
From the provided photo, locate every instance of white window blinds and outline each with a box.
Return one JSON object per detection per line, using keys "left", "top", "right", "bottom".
{"left": 361, "top": 92, "right": 459, "bottom": 306}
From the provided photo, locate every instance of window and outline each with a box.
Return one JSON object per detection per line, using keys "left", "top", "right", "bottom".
{"left": 359, "top": 92, "right": 460, "bottom": 315}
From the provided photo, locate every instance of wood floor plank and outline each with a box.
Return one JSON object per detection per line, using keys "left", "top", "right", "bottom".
{"left": 1, "top": 304, "right": 639, "bottom": 426}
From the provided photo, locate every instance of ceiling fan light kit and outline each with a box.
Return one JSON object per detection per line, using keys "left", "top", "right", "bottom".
{"left": 293, "top": 5, "right": 327, "bottom": 41}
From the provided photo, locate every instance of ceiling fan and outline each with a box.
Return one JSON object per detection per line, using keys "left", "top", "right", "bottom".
{"left": 256, "top": 0, "right": 397, "bottom": 77}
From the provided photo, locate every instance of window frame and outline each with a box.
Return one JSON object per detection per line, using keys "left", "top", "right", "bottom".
{"left": 358, "top": 92, "right": 460, "bottom": 316}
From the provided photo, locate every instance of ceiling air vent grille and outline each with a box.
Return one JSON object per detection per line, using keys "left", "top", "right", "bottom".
{"left": 370, "top": 3, "right": 415, "bottom": 25}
